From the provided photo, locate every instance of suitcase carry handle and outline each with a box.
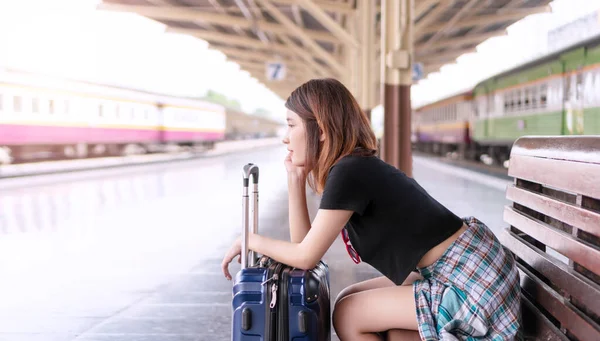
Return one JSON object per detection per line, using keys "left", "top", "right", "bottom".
{"left": 242, "top": 163, "right": 259, "bottom": 269}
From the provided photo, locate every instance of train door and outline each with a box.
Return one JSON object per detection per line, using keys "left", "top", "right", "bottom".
{"left": 564, "top": 70, "right": 585, "bottom": 135}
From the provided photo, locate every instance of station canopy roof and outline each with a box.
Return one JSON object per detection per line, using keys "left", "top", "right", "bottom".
{"left": 97, "top": 0, "right": 553, "bottom": 100}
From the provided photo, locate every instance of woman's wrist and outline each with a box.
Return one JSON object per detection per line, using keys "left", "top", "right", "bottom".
{"left": 287, "top": 172, "right": 306, "bottom": 185}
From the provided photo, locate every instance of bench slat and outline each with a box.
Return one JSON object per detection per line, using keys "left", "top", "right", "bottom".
{"left": 510, "top": 136, "right": 600, "bottom": 165}
{"left": 521, "top": 294, "right": 571, "bottom": 341}
{"left": 504, "top": 206, "right": 600, "bottom": 277}
{"left": 499, "top": 229, "right": 600, "bottom": 319}
{"left": 518, "top": 265, "right": 600, "bottom": 341}
{"left": 506, "top": 185, "right": 600, "bottom": 238}
{"left": 508, "top": 154, "right": 600, "bottom": 200}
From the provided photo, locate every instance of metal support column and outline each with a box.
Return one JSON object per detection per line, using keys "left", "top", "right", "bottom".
{"left": 340, "top": 15, "right": 360, "bottom": 97}
{"left": 380, "top": 0, "right": 414, "bottom": 176}
{"left": 359, "top": 0, "right": 375, "bottom": 122}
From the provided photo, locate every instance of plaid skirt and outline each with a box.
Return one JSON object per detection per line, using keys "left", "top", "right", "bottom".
{"left": 412, "top": 217, "right": 522, "bottom": 340}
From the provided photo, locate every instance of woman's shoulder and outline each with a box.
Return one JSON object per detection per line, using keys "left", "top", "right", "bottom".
{"left": 335, "top": 151, "right": 392, "bottom": 170}
{"left": 327, "top": 154, "right": 389, "bottom": 186}
{"left": 333, "top": 153, "right": 379, "bottom": 171}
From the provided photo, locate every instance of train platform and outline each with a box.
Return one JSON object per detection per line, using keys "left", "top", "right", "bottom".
{"left": 0, "top": 144, "right": 511, "bottom": 341}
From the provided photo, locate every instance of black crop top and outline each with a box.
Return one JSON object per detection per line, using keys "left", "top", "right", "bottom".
{"left": 319, "top": 154, "right": 464, "bottom": 285}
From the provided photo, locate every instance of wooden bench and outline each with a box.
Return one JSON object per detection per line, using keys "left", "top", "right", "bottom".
{"left": 499, "top": 136, "right": 600, "bottom": 341}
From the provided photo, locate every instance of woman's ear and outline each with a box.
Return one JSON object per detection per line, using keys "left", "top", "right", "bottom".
{"left": 319, "top": 129, "right": 326, "bottom": 142}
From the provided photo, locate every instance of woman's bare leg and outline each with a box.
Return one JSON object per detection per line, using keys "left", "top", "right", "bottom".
{"left": 333, "top": 271, "right": 424, "bottom": 341}
{"left": 333, "top": 284, "right": 420, "bottom": 341}
{"left": 386, "top": 329, "right": 421, "bottom": 341}
{"left": 335, "top": 271, "right": 423, "bottom": 305}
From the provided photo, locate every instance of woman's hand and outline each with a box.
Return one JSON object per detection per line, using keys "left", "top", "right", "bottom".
{"left": 221, "top": 237, "right": 242, "bottom": 281}
{"left": 284, "top": 152, "right": 306, "bottom": 181}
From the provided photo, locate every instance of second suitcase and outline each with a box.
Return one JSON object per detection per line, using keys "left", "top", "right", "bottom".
{"left": 232, "top": 163, "right": 331, "bottom": 341}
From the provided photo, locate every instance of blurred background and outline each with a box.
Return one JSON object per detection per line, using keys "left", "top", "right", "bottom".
{"left": 1, "top": 1, "right": 600, "bottom": 340}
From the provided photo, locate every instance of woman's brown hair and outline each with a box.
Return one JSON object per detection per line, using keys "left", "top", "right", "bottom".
{"left": 285, "top": 78, "right": 377, "bottom": 194}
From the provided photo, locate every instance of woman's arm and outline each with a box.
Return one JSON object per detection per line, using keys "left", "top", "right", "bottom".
{"left": 288, "top": 174, "right": 311, "bottom": 243}
{"left": 222, "top": 208, "right": 353, "bottom": 279}
{"left": 250, "top": 208, "right": 353, "bottom": 270}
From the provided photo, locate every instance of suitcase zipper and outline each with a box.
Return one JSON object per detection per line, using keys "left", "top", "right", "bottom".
{"left": 269, "top": 281, "right": 278, "bottom": 308}
{"left": 265, "top": 262, "right": 284, "bottom": 341}
{"left": 278, "top": 266, "right": 290, "bottom": 341}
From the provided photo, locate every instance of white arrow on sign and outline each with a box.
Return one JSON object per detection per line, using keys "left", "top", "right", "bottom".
{"left": 266, "top": 62, "right": 286, "bottom": 81}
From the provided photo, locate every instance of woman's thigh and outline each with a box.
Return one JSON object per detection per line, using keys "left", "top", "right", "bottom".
{"left": 333, "top": 283, "right": 419, "bottom": 334}
{"left": 336, "top": 272, "right": 423, "bottom": 303}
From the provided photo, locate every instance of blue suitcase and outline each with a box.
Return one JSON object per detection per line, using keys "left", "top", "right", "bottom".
{"left": 231, "top": 163, "right": 331, "bottom": 341}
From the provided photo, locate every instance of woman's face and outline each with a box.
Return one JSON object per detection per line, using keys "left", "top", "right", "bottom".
{"left": 282, "top": 109, "right": 306, "bottom": 166}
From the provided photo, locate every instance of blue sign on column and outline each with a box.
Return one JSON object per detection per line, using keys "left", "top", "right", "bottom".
{"left": 412, "top": 62, "right": 424, "bottom": 81}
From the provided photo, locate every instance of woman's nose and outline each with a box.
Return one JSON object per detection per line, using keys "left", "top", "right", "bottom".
{"left": 282, "top": 136, "right": 289, "bottom": 144}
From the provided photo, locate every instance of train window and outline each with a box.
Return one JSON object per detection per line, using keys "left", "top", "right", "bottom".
{"left": 115, "top": 105, "right": 120, "bottom": 119}
{"left": 13, "top": 96, "right": 22, "bottom": 113}
{"left": 0, "top": 94, "right": 3, "bottom": 112}
{"left": 508, "top": 91, "right": 514, "bottom": 112}
{"left": 584, "top": 72, "right": 593, "bottom": 105}
{"left": 49, "top": 100, "right": 55, "bottom": 115}
{"left": 452, "top": 105, "right": 456, "bottom": 121}
{"left": 540, "top": 84, "right": 548, "bottom": 107}
{"left": 576, "top": 72, "right": 584, "bottom": 101}
{"left": 144, "top": 109, "right": 149, "bottom": 120}
{"left": 32, "top": 98, "right": 40, "bottom": 114}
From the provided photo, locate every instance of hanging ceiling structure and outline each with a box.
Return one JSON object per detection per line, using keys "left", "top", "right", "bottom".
{"left": 97, "top": 0, "right": 553, "bottom": 101}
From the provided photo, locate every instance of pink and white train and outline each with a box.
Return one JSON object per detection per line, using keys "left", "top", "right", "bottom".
{"left": 0, "top": 68, "right": 227, "bottom": 164}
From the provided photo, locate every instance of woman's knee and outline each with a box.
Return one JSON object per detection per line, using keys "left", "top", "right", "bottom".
{"left": 335, "top": 275, "right": 394, "bottom": 306}
{"left": 332, "top": 293, "right": 357, "bottom": 336}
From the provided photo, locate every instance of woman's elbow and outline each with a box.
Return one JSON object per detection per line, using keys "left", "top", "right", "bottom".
{"left": 293, "top": 243, "right": 321, "bottom": 270}
{"left": 296, "top": 258, "right": 317, "bottom": 271}
{"left": 295, "top": 252, "right": 319, "bottom": 270}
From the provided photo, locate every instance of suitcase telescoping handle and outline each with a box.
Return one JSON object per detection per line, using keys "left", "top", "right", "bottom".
{"left": 241, "top": 163, "right": 259, "bottom": 269}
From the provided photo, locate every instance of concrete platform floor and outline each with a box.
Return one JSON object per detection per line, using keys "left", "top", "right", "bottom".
{"left": 0, "top": 145, "right": 511, "bottom": 341}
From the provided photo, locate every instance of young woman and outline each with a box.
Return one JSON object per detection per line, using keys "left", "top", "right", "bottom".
{"left": 221, "top": 78, "right": 522, "bottom": 341}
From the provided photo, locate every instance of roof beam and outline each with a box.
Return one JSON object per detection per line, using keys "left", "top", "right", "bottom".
{"left": 419, "top": 47, "right": 477, "bottom": 64}
{"left": 216, "top": 46, "right": 293, "bottom": 61}
{"left": 417, "top": 30, "right": 507, "bottom": 53}
{"left": 423, "top": 62, "right": 451, "bottom": 75}
{"left": 213, "top": 46, "right": 318, "bottom": 79}
{"left": 246, "top": 69, "right": 297, "bottom": 95}
{"left": 418, "top": 6, "right": 551, "bottom": 35}
{"left": 96, "top": 3, "right": 339, "bottom": 44}
{"left": 415, "top": 0, "right": 440, "bottom": 19}
{"left": 166, "top": 27, "right": 292, "bottom": 53}
{"left": 271, "top": 0, "right": 355, "bottom": 15}
{"left": 256, "top": 0, "right": 346, "bottom": 75}
{"left": 292, "top": 4, "right": 305, "bottom": 27}
{"left": 414, "top": 1, "right": 451, "bottom": 33}
{"left": 297, "top": 0, "right": 359, "bottom": 48}
{"left": 277, "top": 33, "right": 331, "bottom": 77}
{"left": 419, "top": 0, "right": 479, "bottom": 50}
{"left": 239, "top": 64, "right": 303, "bottom": 82}
{"left": 229, "top": 56, "right": 304, "bottom": 72}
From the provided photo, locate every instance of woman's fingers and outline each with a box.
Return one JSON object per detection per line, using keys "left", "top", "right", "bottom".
{"left": 222, "top": 252, "right": 234, "bottom": 280}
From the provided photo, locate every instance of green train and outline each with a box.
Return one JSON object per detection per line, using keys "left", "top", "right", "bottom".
{"left": 411, "top": 34, "right": 600, "bottom": 167}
